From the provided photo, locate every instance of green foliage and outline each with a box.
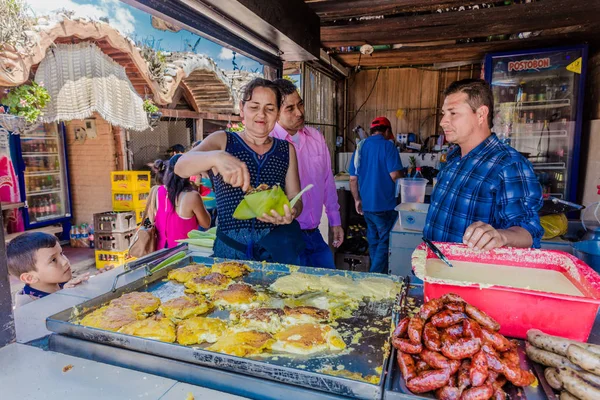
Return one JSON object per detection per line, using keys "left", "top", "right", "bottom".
{"left": 2, "top": 82, "right": 50, "bottom": 123}
{"left": 228, "top": 122, "right": 244, "bottom": 132}
{"left": 0, "top": 0, "right": 33, "bottom": 51}
{"left": 143, "top": 99, "right": 159, "bottom": 114}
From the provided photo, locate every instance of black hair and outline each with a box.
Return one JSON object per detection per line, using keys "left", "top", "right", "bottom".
{"left": 153, "top": 159, "right": 167, "bottom": 185}
{"left": 272, "top": 78, "right": 298, "bottom": 98}
{"left": 168, "top": 144, "right": 185, "bottom": 154}
{"left": 164, "top": 154, "right": 193, "bottom": 209}
{"left": 7, "top": 232, "right": 58, "bottom": 276}
{"left": 444, "top": 79, "right": 494, "bottom": 129}
{"left": 241, "top": 78, "right": 282, "bottom": 108}
{"left": 370, "top": 125, "right": 389, "bottom": 135}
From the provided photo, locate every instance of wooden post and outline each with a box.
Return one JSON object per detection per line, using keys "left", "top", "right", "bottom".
{"left": 263, "top": 65, "right": 280, "bottom": 81}
{"left": 195, "top": 119, "right": 204, "bottom": 142}
{"left": 0, "top": 210, "right": 15, "bottom": 347}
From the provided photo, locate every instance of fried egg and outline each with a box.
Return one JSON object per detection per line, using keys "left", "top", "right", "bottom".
{"left": 357, "top": 277, "right": 401, "bottom": 301}
{"left": 79, "top": 305, "right": 140, "bottom": 332}
{"left": 319, "top": 275, "right": 362, "bottom": 298}
{"left": 206, "top": 330, "right": 274, "bottom": 357}
{"left": 176, "top": 317, "right": 227, "bottom": 345}
{"left": 211, "top": 261, "right": 252, "bottom": 279}
{"left": 283, "top": 305, "right": 330, "bottom": 325}
{"left": 269, "top": 272, "right": 323, "bottom": 295}
{"left": 236, "top": 308, "right": 286, "bottom": 334}
{"left": 167, "top": 264, "right": 212, "bottom": 283}
{"left": 118, "top": 316, "right": 176, "bottom": 343}
{"left": 272, "top": 324, "right": 346, "bottom": 355}
{"left": 159, "top": 295, "right": 212, "bottom": 320}
{"left": 184, "top": 273, "right": 232, "bottom": 294}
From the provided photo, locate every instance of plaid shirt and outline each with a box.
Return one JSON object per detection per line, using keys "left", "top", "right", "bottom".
{"left": 424, "top": 134, "right": 544, "bottom": 248}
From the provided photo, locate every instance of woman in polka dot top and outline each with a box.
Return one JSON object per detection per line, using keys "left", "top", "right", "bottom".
{"left": 176, "top": 78, "right": 304, "bottom": 263}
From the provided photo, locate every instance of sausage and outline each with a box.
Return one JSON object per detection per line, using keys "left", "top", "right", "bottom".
{"left": 420, "top": 298, "right": 445, "bottom": 321}
{"left": 458, "top": 360, "right": 471, "bottom": 392}
{"left": 469, "top": 350, "right": 489, "bottom": 387}
{"left": 445, "top": 302, "right": 465, "bottom": 312}
{"left": 444, "top": 323, "right": 465, "bottom": 338}
{"left": 406, "top": 369, "right": 451, "bottom": 394}
{"left": 416, "top": 360, "right": 431, "bottom": 373}
{"left": 431, "top": 310, "right": 468, "bottom": 328}
{"left": 488, "top": 373, "right": 507, "bottom": 391}
{"left": 397, "top": 351, "right": 417, "bottom": 381}
{"left": 393, "top": 317, "right": 410, "bottom": 339}
{"left": 463, "top": 319, "right": 484, "bottom": 341}
{"left": 460, "top": 384, "right": 493, "bottom": 400}
{"left": 441, "top": 293, "right": 465, "bottom": 303}
{"left": 483, "top": 346, "right": 504, "bottom": 373}
{"left": 503, "top": 362, "right": 535, "bottom": 387}
{"left": 446, "top": 360, "right": 461, "bottom": 375}
{"left": 435, "top": 386, "right": 461, "bottom": 400}
{"left": 392, "top": 337, "right": 423, "bottom": 354}
{"left": 482, "top": 328, "right": 513, "bottom": 352}
{"left": 421, "top": 349, "right": 452, "bottom": 369}
{"left": 558, "top": 367, "right": 600, "bottom": 400}
{"left": 442, "top": 337, "right": 481, "bottom": 360}
{"left": 560, "top": 392, "right": 580, "bottom": 400}
{"left": 424, "top": 323, "right": 442, "bottom": 352}
{"left": 465, "top": 304, "right": 500, "bottom": 331}
{"left": 577, "top": 369, "right": 600, "bottom": 387}
{"left": 527, "top": 329, "right": 600, "bottom": 357}
{"left": 544, "top": 367, "right": 563, "bottom": 390}
{"left": 492, "top": 388, "right": 507, "bottom": 400}
{"left": 408, "top": 317, "right": 425, "bottom": 344}
{"left": 525, "top": 343, "right": 582, "bottom": 371}
{"left": 567, "top": 344, "right": 600, "bottom": 375}
{"left": 502, "top": 347, "right": 520, "bottom": 367}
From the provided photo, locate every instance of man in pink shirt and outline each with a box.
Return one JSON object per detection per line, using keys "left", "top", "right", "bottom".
{"left": 271, "top": 79, "right": 343, "bottom": 269}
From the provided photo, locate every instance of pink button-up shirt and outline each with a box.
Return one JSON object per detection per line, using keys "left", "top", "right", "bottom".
{"left": 271, "top": 123, "right": 341, "bottom": 230}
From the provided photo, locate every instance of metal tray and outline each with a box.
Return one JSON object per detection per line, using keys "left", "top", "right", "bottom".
{"left": 383, "top": 283, "right": 549, "bottom": 400}
{"left": 47, "top": 253, "right": 404, "bottom": 400}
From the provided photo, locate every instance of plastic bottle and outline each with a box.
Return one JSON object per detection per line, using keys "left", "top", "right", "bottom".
{"left": 70, "top": 226, "right": 76, "bottom": 247}
{"left": 413, "top": 167, "right": 424, "bottom": 179}
{"left": 89, "top": 226, "right": 95, "bottom": 249}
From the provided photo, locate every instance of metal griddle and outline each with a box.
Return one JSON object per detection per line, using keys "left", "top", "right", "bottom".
{"left": 47, "top": 253, "right": 404, "bottom": 400}
{"left": 383, "top": 282, "right": 550, "bottom": 400}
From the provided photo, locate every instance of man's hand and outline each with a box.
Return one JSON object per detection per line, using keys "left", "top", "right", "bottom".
{"left": 63, "top": 272, "right": 90, "bottom": 289}
{"left": 355, "top": 200, "right": 363, "bottom": 215}
{"left": 463, "top": 222, "right": 507, "bottom": 251}
{"left": 332, "top": 226, "right": 344, "bottom": 248}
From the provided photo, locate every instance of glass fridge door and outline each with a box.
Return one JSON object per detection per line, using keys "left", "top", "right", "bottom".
{"left": 21, "top": 122, "right": 71, "bottom": 224}
{"left": 488, "top": 48, "right": 584, "bottom": 200}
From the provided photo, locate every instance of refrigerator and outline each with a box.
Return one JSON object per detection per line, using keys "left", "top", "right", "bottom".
{"left": 16, "top": 122, "right": 72, "bottom": 234}
{"left": 484, "top": 45, "right": 587, "bottom": 202}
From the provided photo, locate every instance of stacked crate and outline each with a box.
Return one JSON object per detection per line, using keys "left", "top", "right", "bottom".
{"left": 93, "top": 211, "right": 137, "bottom": 269}
{"left": 111, "top": 171, "right": 151, "bottom": 224}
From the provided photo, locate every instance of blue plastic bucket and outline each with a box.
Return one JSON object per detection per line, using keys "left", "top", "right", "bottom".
{"left": 572, "top": 240, "right": 600, "bottom": 272}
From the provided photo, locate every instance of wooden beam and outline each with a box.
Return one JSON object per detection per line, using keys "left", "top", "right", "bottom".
{"left": 159, "top": 108, "right": 241, "bottom": 121}
{"left": 321, "top": 0, "right": 600, "bottom": 47}
{"left": 168, "top": 87, "right": 185, "bottom": 109}
{"left": 307, "top": 0, "right": 489, "bottom": 20}
{"left": 334, "top": 28, "right": 596, "bottom": 67}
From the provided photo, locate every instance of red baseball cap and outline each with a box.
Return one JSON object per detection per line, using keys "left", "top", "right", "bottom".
{"left": 370, "top": 116, "right": 392, "bottom": 129}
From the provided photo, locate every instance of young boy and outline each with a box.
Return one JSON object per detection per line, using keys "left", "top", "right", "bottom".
{"left": 8, "top": 232, "right": 90, "bottom": 307}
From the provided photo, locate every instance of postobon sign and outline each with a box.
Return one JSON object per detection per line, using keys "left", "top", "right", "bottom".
{"left": 508, "top": 58, "right": 551, "bottom": 72}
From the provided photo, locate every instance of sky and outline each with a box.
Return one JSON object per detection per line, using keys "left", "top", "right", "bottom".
{"left": 26, "top": 0, "right": 263, "bottom": 72}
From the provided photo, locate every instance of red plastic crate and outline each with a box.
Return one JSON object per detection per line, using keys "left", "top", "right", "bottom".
{"left": 412, "top": 242, "right": 600, "bottom": 341}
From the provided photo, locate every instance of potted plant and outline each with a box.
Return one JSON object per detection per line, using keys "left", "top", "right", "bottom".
{"left": 0, "top": 82, "right": 50, "bottom": 133}
{"left": 143, "top": 99, "right": 161, "bottom": 128}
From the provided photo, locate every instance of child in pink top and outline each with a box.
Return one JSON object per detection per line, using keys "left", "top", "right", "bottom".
{"left": 154, "top": 155, "right": 210, "bottom": 249}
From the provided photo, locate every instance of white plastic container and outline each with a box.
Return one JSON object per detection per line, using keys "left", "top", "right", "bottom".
{"left": 395, "top": 203, "right": 430, "bottom": 231}
{"left": 399, "top": 178, "right": 428, "bottom": 203}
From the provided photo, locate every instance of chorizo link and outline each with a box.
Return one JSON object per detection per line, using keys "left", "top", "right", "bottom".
{"left": 441, "top": 293, "right": 465, "bottom": 303}
{"left": 502, "top": 361, "right": 535, "bottom": 387}
{"left": 408, "top": 316, "right": 425, "bottom": 344}
{"left": 470, "top": 350, "right": 489, "bottom": 387}
{"left": 502, "top": 347, "right": 520, "bottom": 367}
{"left": 463, "top": 319, "right": 484, "bottom": 341}
{"left": 424, "top": 323, "right": 442, "bottom": 352}
{"left": 406, "top": 369, "right": 451, "bottom": 394}
{"left": 445, "top": 324, "right": 465, "bottom": 339}
{"left": 460, "top": 384, "right": 494, "bottom": 400}
{"left": 445, "top": 302, "right": 465, "bottom": 312}
{"left": 465, "top": 304, "right": 500, "bottom": 331}
{"left": 482, "top": 328, "right": 513, "bottom": 352}
{"left": 393, "top": 317, "right": 410, "bottom": 339}
{"left": 442, "top": 337, "right": 481, "bottom": 360}
{"left": 397, "top": 351, "right": 417, "bottom": 381}
{"left": 431, "top": 310, "right": 468, "bottom": 328}
{"left": 492, "top": 388, "right": 507, "bottom": 400}
{"left": 436, "top": 385, "right": 461, "bottom": 400}
{"left": 458, "top": 360, "right": 471, "bottom": 393}
{"left": 420, "top": 298, "right": 445, "bottom": 321}
{"left": 392, "top": 337, "right": 423, "bottom": 354}
{"left": 416, "top": 360, "right": 431, "bottom": 373}
{"left": 421, "top": 349, "right": 452, "bottom": 369}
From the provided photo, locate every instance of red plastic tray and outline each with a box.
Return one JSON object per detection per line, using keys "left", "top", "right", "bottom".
{"left": 412, "top": 242, "right": 600, "bottom": 341}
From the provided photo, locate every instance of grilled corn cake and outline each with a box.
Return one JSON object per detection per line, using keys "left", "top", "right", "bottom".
{"left": 283, "top": 305, "right": 330, "bottom": 325}
{"left": 159, "top": 295, "right": 212, "bottom": 320}
{"left": 269, "top": 272, "right": 323, "bottom": 295}
{"left": 176, "top": 317, "right": 227, "bottom": 345}
{"left": 272, "top": 323, "right": 346, "bottom": 354}
{"left": 212, "top": 283, "right": 265, "bottom": 310}
{"left": 109, "top": 292, "right": 161, "bottom": 315}
{"left": 185, "top": 273, "right": 232, "bottom": 294}
{"left": 206, "top": 330, "right": 274, "bottom": 357}
{"left": 236, "top": 308, "right": 286, "bottom": 334}
{"left": 167, "top": 264, "right": 211, "bottom": 283}
{"left": 118, "top": 316, "right": 176, "bottom": 343}
{"left": 79, "top": 305, "right": 140, "bottom": 332}
{"left": 211, "top": 261, "right": 252, "bottom": 279}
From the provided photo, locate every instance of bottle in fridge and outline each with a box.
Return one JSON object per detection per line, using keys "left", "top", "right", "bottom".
{"left": 484, "top": 45, "right": 587, "bottom": 202}
{"left": 18, "top": 122, "right": 72, "bottom": 231}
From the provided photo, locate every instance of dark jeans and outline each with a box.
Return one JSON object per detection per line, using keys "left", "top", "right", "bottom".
{"left": 300, "top": 229, "right": 335, "bottom": 269}
{"left": 363, "top": 210, "right": 397, "bottom": 274}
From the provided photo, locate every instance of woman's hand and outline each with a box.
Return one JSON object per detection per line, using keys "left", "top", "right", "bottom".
{"left": 213, "top": 151, "right": 251, "bottom": 192}
{"left": 258, "top": 204, "right": 296, "bottom": 225}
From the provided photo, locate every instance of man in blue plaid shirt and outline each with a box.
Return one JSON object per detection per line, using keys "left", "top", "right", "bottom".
{"left": 424, "top": 79, "right": 544, "bottom": 250}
